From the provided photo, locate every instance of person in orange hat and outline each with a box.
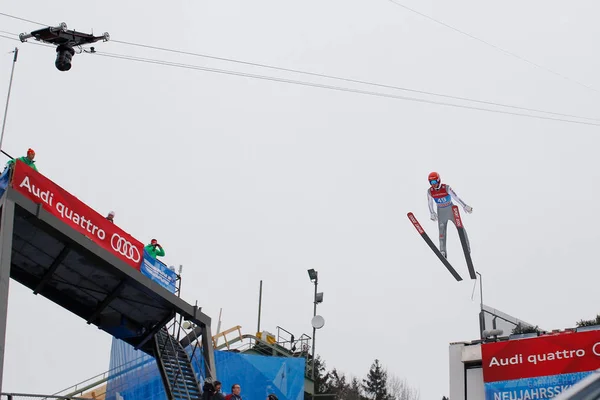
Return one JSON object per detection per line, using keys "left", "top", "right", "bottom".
{"left": 6, "top": 148, "right": 38, "bottom": 172}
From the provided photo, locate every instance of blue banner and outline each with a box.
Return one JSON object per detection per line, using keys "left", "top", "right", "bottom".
{"left": 0, "top": 167, "right": 10, "bottom": 198}
{"left": 193, "top": 350, "right": 306, "bottom": 400}
{"left": 485, "top": 371, "right": 593, "bottom": 400}
{"left": 140, "top": 250, "right": 177, "bottom": 293}
{"left": 105, "top": 338, "right": 307, "bottom": 400}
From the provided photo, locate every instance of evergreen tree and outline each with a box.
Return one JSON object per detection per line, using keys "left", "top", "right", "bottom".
{"left": 305, "top": 355, "right": 330, "bottom": 400}
{"left": 325, "top": 368, "right": 348, "bottom": 398}
{"left": 348, "top": 377, "right": 365, "bottom": 400}
{"left": 314, "top": 355, "right": 330, "bottom": 393}
{"left": 362, "top": 359, "right": 392, "bottom": 400}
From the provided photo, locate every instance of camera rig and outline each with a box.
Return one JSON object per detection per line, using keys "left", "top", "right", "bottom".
{"left": 19, "top": 23, "right": 110, "bottom": 71}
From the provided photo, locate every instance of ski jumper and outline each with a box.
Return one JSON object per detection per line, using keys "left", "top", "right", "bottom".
{"left": 427, "top": 184, "right": 471, "bottom": 256}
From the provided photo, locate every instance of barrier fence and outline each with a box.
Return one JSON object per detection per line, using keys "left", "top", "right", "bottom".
{"left": 1, "top": 394, "right": 90, "bottom": 400}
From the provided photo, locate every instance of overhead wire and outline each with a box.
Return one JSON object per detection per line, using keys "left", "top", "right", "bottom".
{"left": 0, "top": 21, "right": 599, "bottom": 127}
{"left": 2, "top": 8, "right": 598, "bottom": 103}
{"left": 92, "top": 50, "right": 600, "bottom": 127}
{"left": 107, "top": 38, "right": 600, "bottom": 123}
{"left": 0, "top": 33, "right": 18, "bottom": 42}
{"left": 0, "top": 12, "right": 45, "bottom": 26}
{"left": 386, "top": 0, "right": 599, "bottom": 94}
{"left": 0, "top": 29, "right": 18, "bottom": 36}
{"left": 0, "top": 12, "right": 598, "bottom": 122}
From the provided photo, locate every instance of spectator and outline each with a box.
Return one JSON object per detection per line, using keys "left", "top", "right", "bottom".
{"left": 106, "top": 211, "right": 115, "bottom": 223}
{"left": 202, "top": 380, "right": 216, "bottom": 400}
{"left": 144, "top": 239, "right": 165, "bottom": 259}
{"left": 6, "top": 148, "right": 38, "bottom": 172}
{"left": 213, "top": 381, "right": 225, "bottom": 400}
{"left": 225, "top": 384, "right": 242, "bottom": 400}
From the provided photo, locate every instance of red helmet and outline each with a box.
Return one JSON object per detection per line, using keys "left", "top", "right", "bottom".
{"left": 428, "top": 172, "right": 440, "bottom": 184}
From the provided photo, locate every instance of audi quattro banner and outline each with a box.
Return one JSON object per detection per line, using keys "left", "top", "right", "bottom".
{"left": 140, "top": 250, "right": 177, "bottom": 293}
{"left": 482, "top": 329, "right": 600, "bottom": 399}
{"left": 12, "top": 161, "right": 144, "bottom": 270}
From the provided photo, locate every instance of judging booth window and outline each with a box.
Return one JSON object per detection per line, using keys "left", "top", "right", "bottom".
{"left": 466, "top": 364, "right": 484, "bottom": 400}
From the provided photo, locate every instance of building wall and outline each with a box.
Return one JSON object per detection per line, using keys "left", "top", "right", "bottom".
{"left": 449, "top": 342, "right": 485, "bottom": 400}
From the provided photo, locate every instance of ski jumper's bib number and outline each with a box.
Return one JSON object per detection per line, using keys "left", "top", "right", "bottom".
{"left": 430, "top": 184, "right": 452, "bottom": 208}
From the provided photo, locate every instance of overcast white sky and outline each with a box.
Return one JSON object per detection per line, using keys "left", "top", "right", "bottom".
{"left": 0, "top": 1, "right": 599, "bottom": 399}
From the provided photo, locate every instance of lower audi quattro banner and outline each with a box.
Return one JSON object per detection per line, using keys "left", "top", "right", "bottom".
{"left": 12, "top": 160, "right": 144, "bottom": 270}
{"left": 482, "top": 329, "right": 600, "bottom": 399}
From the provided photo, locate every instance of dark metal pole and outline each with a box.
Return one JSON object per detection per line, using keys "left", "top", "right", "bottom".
{"left": 476, "top": 271, "right": 484, "bottom": 339}
{"left": 478, "top": 272, "right": 483, "bottom": 309}
{"left": 176, "top": 265, "right": 183, "bottom": 298}
{"left": 0, "top": 48, "right": 18, "bottom": 152}
{"left": 201, "top": 323, "right": 217, "bottom": 380}
{"left": 257, "top": 280, "right": 263, "bottom": 333}
{"left": 311, "top": 274, "right": 318, "bottom": 381}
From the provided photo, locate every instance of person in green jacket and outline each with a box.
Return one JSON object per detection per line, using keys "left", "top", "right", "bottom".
{"left": 145, "top": 239, "right": 165, "bottom": 259}
{"left": 6, "top": 148, "right": 38, "bottom": 172}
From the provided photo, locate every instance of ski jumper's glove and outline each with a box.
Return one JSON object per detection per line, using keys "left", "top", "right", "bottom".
{"left": 430, "top": 213, "right": 438, "bottom": 221}
{"left": 464, "top": 205, "right": 473, "bottom": 214}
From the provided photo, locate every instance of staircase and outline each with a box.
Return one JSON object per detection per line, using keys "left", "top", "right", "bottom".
{"left": 154, "top": 327, "right": 202, "bottom": 400}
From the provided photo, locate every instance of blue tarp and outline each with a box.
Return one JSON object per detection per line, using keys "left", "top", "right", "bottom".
{"left": 140, "top": 250, "right": 177, "bottom": 293}
{"left": 105, "top": 337, "right": 306, "bottom": 400}
{"left": 191, "top": 350, "right": 305, "bottom": 400}
{"left": 0, "top": 167, "right": 10, "bottom": 198}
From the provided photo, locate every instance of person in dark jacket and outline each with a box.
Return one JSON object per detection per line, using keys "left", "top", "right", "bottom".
{"left": 213, "top": 381, "right": 225, "bottom": 400}
{"left": 202, "top": 381, "right": 216, "bottom": 400}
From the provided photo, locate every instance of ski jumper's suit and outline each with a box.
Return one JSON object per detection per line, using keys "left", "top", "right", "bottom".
{"left": 427, "top": 184, "right": 471, "bottom": 256}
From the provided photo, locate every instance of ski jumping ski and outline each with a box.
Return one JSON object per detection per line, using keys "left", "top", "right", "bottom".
{"left": 452, "top": 206, "right": 476, "bottom": 280}
{"left": 407, "top": 212, "right": 463, "bottom": 281}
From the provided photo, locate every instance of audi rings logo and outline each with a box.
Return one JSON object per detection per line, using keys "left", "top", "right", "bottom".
{"left": 111, "top": 233, "right": 141, "bottom": 263}
{"left": 593, "top": 342, "right": 600, "bottom": 357}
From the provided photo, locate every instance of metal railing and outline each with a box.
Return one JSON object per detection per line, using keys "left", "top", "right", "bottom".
{"left": 152, "top": 259, "right": 183, "bottom": 297}
{"left": 276, "top": 326, "right": 295, "bottom": 351}
{"left": 51, "top": 354, "right": 153, "bottom": 398}
{"left": 1, "top": 394, "right": 90, "bottom": 400}
{"left": 52, "top": 315, "right": 201, "bottom": 399}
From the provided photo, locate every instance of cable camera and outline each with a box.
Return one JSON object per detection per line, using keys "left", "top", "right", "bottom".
{"left": 19, "top": 23, "right": 110, "bottom": 71}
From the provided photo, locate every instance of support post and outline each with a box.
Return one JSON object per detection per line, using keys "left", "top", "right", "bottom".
{"left": 257, "top": 280, "right": 263, "bottom": 333}
{"left": 0, "top": 48, "right": 18, "bottom": 152}
{"left": 34, "top": 245, "right": 70, "bottom": 294}
{"left": 0, "top": 198, "right": 15, "bottom": 392}
{"left": 87, "top": 280, "right": 125, "bottom": 324}
{"left": 476, "top": 271, "right": 484, "bottom": 339}
{"left": 311, "top": 277, "right": 317, "bottom": 381}
{"left": 201, "top": 323, "right": 217, "bottom": 381}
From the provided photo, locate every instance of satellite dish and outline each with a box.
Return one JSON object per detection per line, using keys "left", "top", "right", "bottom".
{"left": 311, "top": 315, "right": 325, "bottom": 329}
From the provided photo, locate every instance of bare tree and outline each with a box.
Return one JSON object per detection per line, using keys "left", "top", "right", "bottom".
{"left": 386, "top": 373, "right": 420, "bottom": 400}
